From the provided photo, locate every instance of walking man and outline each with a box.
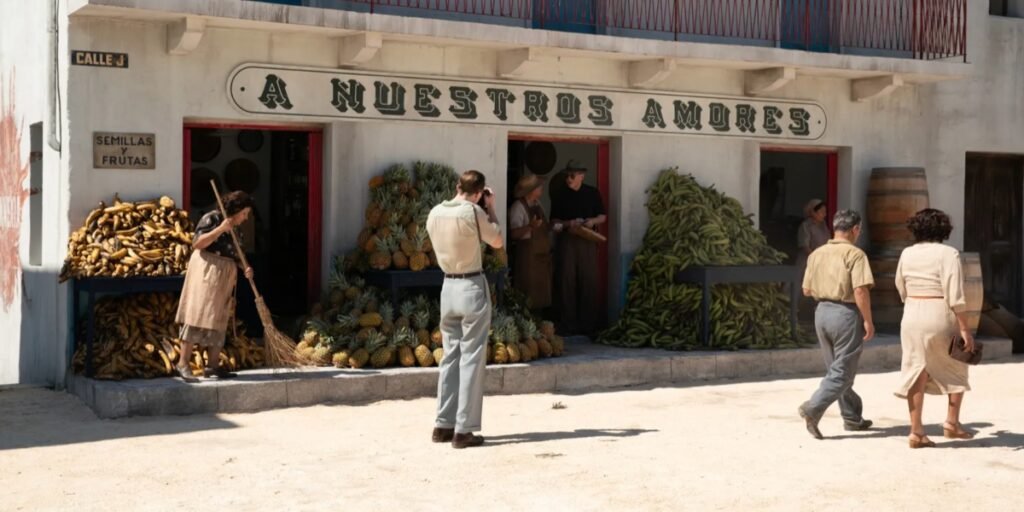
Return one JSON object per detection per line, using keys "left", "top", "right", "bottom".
{"left": 426, "top": 170, "right": 504, "bottom": 449}
{"left": 798, "top": 209, "right": 875, "bottom": 439}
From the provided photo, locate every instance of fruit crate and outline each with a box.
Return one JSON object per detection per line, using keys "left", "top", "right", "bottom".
{"left": 675, "top": 265, "right": 801, "bottom": 346}
{"left": 72, "top": 275, "right": 185, "bottom": 377}
{"left": 363, "top": 268, "right": 508, "bottom": 307}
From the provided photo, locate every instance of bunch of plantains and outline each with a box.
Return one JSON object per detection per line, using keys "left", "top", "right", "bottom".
{"left": 599, "top": 168, "right": 808, "bottom": 350}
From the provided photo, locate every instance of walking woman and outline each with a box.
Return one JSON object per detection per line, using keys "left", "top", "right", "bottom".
{"left": 894, "top": 208, "right": 976, "bottom": 448}
{"left": 175, "top": 191, "right": 255, "bottom": 381}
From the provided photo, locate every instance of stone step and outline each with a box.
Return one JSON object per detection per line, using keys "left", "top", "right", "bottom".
{"left": 67, "top": 335, "right": 1015, "bottom": 419}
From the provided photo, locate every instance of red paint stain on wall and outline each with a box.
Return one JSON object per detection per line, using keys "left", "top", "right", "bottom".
{"left": 1, "top": 72, "right": 30, "bottom": 312}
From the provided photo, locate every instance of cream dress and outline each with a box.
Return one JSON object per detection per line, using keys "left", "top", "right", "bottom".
{"left": 893, "top": 242, "right": 970, "bottom": 398}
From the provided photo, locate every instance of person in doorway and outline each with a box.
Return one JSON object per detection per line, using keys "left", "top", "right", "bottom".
{"left": 894, "top": 209, "right": 976, "bottom": 448}
{"left": 426, "top": 170, "right": 504, "bottom": 449}
{"left": 175, "top": 191, "right": 255, "bottom": 382}
{"left": 550, "top": 160, "right": 606, "bottom": 337}
{"left": 798, "top": 209, "right": 875, "bottom": 439}
{"left": 797, "top": 198, "right": 830, "bottom": 267}
{"left": 510, "top": 173, "right": 552, "bottom": 313}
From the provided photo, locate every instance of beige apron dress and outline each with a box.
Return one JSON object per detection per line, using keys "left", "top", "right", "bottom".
{"left": 175, "top": 249, "right": 238, "bottom": 348}
{"left": 512, "top": 199, "right": 553, "bottom": 309}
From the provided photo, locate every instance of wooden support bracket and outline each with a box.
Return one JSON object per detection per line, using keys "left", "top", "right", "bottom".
{"left": 628, "top": 59, "right": 676, "bottom": 88}
{"left": 851, "top": 75, "right": 904, "bottom": 102}
{"left": 744, "top": 67, "right": 796, "bottom": 96}
{"left": 166, "top": 16, "right": 206, "bottom": 56}
{"left": 338, "top": 32, "right": 383, "bottom": 68}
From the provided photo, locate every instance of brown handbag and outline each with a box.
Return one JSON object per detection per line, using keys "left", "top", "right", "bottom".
{"left": 949, "top": 335, "right": 983, "bottom": 365}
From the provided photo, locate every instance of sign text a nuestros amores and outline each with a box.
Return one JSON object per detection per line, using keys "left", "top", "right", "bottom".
{"left": 228, "top": 64, "right": 826, "bottom": 141}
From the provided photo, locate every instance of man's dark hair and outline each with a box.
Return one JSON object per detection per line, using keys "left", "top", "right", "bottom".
{"left": 459, "top": 170, "right": 486, "bottom": 196}
{"left": 907, "top": 208, "right": 953, "bottom": 242}
{"left": 222, "top": 190, "right": 254, "bottom": 216}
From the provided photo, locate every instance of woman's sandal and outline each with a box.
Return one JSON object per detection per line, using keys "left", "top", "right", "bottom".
{"left": 909, "top": 432, "right": 936, "bottom": 449}
{"left": 943, "top": 422, "right": 975, "bottom": 440}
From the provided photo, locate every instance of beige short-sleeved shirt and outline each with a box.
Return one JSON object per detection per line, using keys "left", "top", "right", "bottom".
{"left": 895, "top": 242, "right": 967, "bottom": 313}
{"left": 426, "top": 199, "right": 503, "bottom": 274}
{"left": 802, "top": 239, "right": 874, "bottom": 303}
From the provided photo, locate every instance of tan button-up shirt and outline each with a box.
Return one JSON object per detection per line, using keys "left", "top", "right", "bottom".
{"left": 802, "top": 239, "right": 874, "bottom": 303}
{"left": 426, "top": 199, "right": 503, "bottom": 274}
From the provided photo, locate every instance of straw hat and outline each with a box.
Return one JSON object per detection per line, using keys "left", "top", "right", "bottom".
{"left": 804, "top": 198, "right": 825, "bottom": 217}
{"left": 563, "top": 159, "right": 588, "bottom": 173}
{"left": 515, "top": 173, "right": 544, "bottom": 199}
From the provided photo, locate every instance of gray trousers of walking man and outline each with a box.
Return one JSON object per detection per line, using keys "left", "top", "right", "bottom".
{"left": 436, "top": 275, "right": 491, "bottom": 433}
{"left": 804, "top": 301, "right": 866, "bottom": 424}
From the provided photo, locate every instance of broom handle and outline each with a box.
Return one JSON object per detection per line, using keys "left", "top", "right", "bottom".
{"left": 210, "top": 180, "right": 261, "bottom": 299}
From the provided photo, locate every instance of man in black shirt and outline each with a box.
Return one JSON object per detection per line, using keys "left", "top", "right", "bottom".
{"left": 550, "top": 161, "right": 606, "bottom": 336}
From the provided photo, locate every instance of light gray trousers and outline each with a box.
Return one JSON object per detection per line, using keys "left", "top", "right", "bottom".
{"left": 805, "top": 301, "right": 866, "bottom": 424}
{"left": 436, "top": 275, "right": 491, "bottom": 433}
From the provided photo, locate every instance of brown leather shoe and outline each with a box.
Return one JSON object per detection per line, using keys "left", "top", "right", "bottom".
{"left": 452, "top": 432, "right": 485, "bottom": 449}
{"left": 432, "top": 428, "right": 454, "bottom": 443}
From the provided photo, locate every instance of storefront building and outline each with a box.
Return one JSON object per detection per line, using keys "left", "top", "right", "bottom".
{"left": 2, "top": 0, "right": 1022, "bottom": 386}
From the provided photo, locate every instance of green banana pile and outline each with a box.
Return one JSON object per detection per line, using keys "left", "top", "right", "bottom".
{"left": 599, "top": 168, "right": 809, "bottom": 350}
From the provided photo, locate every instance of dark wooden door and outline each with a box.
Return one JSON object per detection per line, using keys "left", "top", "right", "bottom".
{"left": 965, "top": 155, "right": 1023, "bottom": 315}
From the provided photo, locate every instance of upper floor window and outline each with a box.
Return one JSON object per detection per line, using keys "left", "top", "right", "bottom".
{"left": 991, "top": 0, "right": 1008, "bottom": 16}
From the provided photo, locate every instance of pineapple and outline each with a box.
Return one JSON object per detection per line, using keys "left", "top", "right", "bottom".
{"left": 540, "top": 320, "right": 556, "bottom": 339}
{"left": 365, "top": 294, "right": 381, "bottom": 314}
{"left": 413, "top": 310, "right": 431, "bottom": 346}
{"left": 396, "top": 327, "right": 416, "bottom": 367}
{"left": 349, "top": 292, "right": 370, "bottom": 318}
{"left": 414, "top": 341, "right": 435, "bottom": 367}
{"left": 369, "top": 236, "right": 393, "bottom": 270}
{"left": 348, "top": 338, "right": 370, "bottom": 369}
{"left": 430, "top": 327, "right": 443, "bottom": 348}
{"left": 396, "top": 301, "right": 415, "bottom": 330}
{"left": 391, "top": 235, "right": 410, "bottom": 269}
{"left": 312, "top": 345, "right": 332, "bottom": 366}
{"left": 326, "top": 270, "right": 349, "bottom": 307}
{"left": 504, "top": 319, "right": 521, "bottom": 363}
{"left": 359, "top": 312, "right": 383, "bottom": 328}
{"left": 356, "top": 327, "right": 377, "bottom": 343}
{"left": 520, "top": 317, "right": 540, "bottom": 360}
{"left": 409, "top": 231, "right": 430, "bottom": 272}
{"left": 370, "top": 331, "right": 396, "bottom": 368}
{"left": 379, "top": 302, "right": 395, "bottom": 335}
{"left": 533, "top": 322, "right": 553, "bottom": 358}
{"left": 550, "top": 335, "right": 565, "bottom": 356}
{"left": 332, "top": 348, "right": 351, "bottom": 368}
{"left": 432, "top": 346, "right": 444, "bottom": 366}
{"left": 491, "top": 316, "right": 509, "bottom": 364}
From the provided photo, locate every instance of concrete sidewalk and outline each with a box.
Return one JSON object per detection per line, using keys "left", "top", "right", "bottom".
{"left": 67, "top": 335, "right": 1014, "bottom": 418}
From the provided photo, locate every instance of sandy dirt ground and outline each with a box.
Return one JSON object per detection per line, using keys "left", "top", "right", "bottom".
{"left": 2, "top": 358, "right": 1022, "bottom": 512}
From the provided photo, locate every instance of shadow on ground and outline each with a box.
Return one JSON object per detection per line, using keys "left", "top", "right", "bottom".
{"left": 485, "top": 428, "right": 657, "bottom": 446}
{"left": 0, "top": 388, "right": 238, "bottom": 451}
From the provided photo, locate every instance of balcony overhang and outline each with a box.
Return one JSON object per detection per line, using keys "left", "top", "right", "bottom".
{"left": 70, "top": 0, "right": 971, "bottom": 85}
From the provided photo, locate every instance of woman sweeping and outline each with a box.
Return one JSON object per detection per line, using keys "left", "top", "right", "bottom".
{"left": 175, "top": 191, "right": 255, "bottom": 381}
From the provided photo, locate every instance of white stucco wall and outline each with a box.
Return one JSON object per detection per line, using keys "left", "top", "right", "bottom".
{"left": 5, "top": 1, "right": 1017, "bottom": 384}
{"left": 0, "top": 0, "right": 70, "bottom": 386}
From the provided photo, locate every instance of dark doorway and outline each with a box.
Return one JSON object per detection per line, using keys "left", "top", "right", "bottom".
{"left": 759, "top": 150, "right": 836, "bottom": 263}
{"left": 507, "top": 137, "right": 609, "bottom": 333}
{"left": 184, "top": 126, "right": 322, "bottom": 336}
{"left": 965, "top": 154, "right": 1023, "bottom": 315}
{"left": 781, "top": 0, "right": 834, "bottom": 52}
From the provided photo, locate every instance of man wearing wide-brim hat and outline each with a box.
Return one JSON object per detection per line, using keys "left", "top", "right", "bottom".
{"left": 549, "top": 160, "right": 606, "bottom": 336}
{"left": 510, "top": 173, "right": 552, "bottom": 312}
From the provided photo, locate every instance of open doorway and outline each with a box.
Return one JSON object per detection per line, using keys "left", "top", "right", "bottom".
{"left": 507, "top": 137, "right": 610, "bottom": 335}
{"left": 183, "top": 125, "right": 322, "bottom": 336}
{"left": 965, "top": 153, "right": 1023, "bottom": 315}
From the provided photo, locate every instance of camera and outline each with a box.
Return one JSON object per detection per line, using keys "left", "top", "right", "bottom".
{"left": 477, "top": 188, "right": 492, "bottom": 209}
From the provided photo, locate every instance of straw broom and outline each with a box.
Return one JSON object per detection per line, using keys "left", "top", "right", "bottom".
{"left": 211, "top": 181, "right": 305, "bottom": 367}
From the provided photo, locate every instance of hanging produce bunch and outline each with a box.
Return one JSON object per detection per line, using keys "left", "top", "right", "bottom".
{"left": 59, "top": 194, "right": 194, "bottom": 282}
{"left": 71, "top": 292, "right": 263, "bottom": 380}
{"left": 296, "top": 266, "right": 564, "bottom": 368}
{"left": 600, "top": 168, "right": 806, "bottom": 351}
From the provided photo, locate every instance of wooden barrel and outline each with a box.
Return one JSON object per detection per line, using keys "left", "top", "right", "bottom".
{"left": 961, "top": 252, "right": 983, "bottom": 335}
{"left": 866, "top": 168, "right": 929, "bottom": 252}
{"left": 870, "top": 253, "right": 903, "bottom": 332}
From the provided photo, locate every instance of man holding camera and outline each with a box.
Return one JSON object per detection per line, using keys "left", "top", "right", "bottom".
{"left": 426, "top": 170, "right": 504, "bottom": 449}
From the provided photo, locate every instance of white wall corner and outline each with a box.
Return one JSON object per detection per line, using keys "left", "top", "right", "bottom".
{"left": 497, "top": 48, "right": 539, "bottom": 78}
{"left": 628, "top": 59, "right": 676, "bottom": 88}
{"left": 744, "top": 67, "right": 796, "bottom": 96}
{"left": 338, "top": 32, "right": 383, "bottom": 68}
{"left": 166, "top": 16, "right": 206, "bottom": 56}
{"left": 851, "top": 74, "right": 904, "bottom": 102}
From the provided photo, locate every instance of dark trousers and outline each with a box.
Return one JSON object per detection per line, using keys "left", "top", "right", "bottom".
{"left": 556, "top": 235, "right": 597, "bottom": 335}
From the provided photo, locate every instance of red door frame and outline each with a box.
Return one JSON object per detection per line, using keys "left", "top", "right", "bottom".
{"left": 508, "top": 134, "right": 611, "bottom": 318}
{"left": 761, "top": 146, "right": 839, "bottom": 227}
{"left": 182, "top": 123, "right": 324, "bottom": 305}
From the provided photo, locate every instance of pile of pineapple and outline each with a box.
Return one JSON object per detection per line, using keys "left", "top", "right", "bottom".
{"left": 351, "top": 161, "right": 458, "bottom": 273}
{"left": 295, "top": 270, "right": 566, "bottom": 369}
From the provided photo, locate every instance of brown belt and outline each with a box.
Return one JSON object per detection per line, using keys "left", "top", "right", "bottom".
{"left": 445, "top": 270, "right": 483, "bottom": 279}
{"left": 908, "top": 296, "right": 944, "bottom": 299}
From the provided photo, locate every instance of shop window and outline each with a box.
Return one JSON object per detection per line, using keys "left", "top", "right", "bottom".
{"left": 29, "top": 122, "right": 42, "bottom": 266}
{"left": 990, "top": 0, "right": 1008, "bottom": 16}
